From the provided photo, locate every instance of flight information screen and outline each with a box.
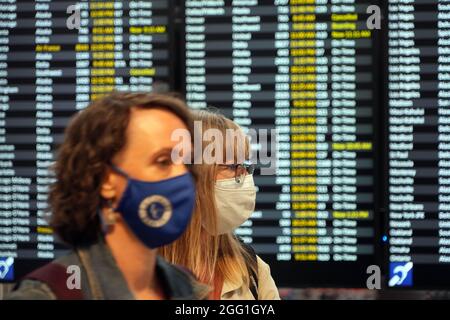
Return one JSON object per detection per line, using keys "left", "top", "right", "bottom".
{"left": 184, "top": 0, "right": 380, "bottom": 287}
{"left": 0, "top": 0, "right": 174, "bottom": 282}
{"left": 387, "top": 0, "right": 450, "bottom": 289}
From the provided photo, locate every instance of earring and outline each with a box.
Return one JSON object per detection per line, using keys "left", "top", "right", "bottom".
{"left": 105, "top": 200, "right": 118, "bottom": 226}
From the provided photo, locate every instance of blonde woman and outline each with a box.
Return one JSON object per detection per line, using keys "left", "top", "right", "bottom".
{"left": 161, "top": 109, "right": 280, "bottom": 300}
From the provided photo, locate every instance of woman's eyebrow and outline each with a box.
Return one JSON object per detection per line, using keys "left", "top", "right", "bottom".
{"left": 149, "top": 147, "right": 173, "bottom": 160}
{"left": 153, "top": 147, "right": 173, "bottom": 155}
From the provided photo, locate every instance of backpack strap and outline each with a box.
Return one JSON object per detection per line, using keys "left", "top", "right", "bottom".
{"left": 238, "top": 239, "right": 259, "bottom": 300}
{"left": 20, "top": 262, "right": 84, "bottom": 300}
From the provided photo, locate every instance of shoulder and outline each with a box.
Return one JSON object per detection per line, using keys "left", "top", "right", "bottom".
{"left": 255, "top": 255, "right": 281, "bottom": 300}
{"left": 6, "top": 279, "right": 56, "bottom": 300}
{"left": 7, "top": 252, "right": 82, "bottom": 300}
{"left": 156, "top": 256, "right": 210, "bottom": 300}
{"left": 255, "top": 255, "right": 270, "bottom": 273}
{"left": 220, "top": 255, "right": 281, "bottom": 300}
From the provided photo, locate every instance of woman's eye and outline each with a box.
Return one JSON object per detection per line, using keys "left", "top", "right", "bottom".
{"left": 156, "top": 157, "right": 172, "bottom": 167}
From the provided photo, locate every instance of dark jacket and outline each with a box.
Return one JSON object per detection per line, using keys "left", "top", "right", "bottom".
{"left": 7, "top": 239, "right": 208, "bottom": 300}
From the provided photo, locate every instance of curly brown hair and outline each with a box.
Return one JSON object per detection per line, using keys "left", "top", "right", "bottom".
{"left": 49, "top": 91, "right": 193, "bottom": 247}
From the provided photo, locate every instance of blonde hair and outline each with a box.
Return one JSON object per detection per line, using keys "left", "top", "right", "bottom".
{"left": 160, "top": 109, "right": 256, "bottom": 289}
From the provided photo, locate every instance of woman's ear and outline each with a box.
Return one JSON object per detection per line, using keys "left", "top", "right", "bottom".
{"left": 101, "top": 167, "right": 117, "bottom": 201}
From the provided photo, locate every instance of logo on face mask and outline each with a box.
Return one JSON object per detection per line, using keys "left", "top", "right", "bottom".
{"left": 139, "top": 195, "right": 172, "bottom": 228}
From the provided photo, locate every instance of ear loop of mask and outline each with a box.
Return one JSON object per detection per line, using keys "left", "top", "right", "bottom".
{"left": 110, "top": 164, "right": 129, "bottom": 179}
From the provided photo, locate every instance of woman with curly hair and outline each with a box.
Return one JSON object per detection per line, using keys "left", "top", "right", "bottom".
{"left": 7, "top": 92, "right": 207, "bottom": 300}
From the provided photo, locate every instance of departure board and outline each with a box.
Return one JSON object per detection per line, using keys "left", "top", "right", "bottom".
{"left": 387, "top": 0, "right": 450, "bottom": 289}
{"left": 0, "top": 0, "right": 174, "bottom": 282}
{"left": 184, "top": 0, "right": 380, "bottom": 287}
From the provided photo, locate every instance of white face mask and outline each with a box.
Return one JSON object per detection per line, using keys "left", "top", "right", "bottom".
{"left": 204, "top": 174, "right": 256, "bottom": 235}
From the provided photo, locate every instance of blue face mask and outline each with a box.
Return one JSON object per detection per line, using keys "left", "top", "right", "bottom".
{"left": 111, "top": 165, "right": 195, "bottom": 249}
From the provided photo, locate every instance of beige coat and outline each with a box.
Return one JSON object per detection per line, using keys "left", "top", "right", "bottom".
{"left": 221, "top": 255, "right": 280, "bottom": 300}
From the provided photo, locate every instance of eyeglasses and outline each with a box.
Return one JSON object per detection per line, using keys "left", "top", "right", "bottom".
{"left": 218, "top": 160, "right": 256, "bottom": 184}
